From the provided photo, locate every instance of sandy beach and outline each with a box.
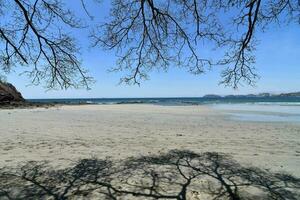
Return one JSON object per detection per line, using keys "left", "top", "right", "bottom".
{"left": 1, "top": 104, "right": 299, "bottom": 177}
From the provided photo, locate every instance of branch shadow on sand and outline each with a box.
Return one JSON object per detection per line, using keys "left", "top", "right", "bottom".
{"left": 1, "top": 150, "right": 299, "bottom": 200}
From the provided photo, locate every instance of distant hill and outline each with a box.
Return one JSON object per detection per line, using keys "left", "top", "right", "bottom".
{"left": 202, "top": 92, "right": 300, "bottom": 98}
{"left": 279, "top": 92, "right": 300, "bottom": 97}
{"left": 203, "top": 94, "right": 222, "bottom": 98}
{"left": 257, "top": 93, "right": 271, "bottom": 97}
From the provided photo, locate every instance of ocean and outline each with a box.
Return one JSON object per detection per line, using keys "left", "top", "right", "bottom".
{"left": 28, "top": 96, "right": 300, "bottom": 106}
{"left": 28, "top": 97, "right": 300, "bottom": 122}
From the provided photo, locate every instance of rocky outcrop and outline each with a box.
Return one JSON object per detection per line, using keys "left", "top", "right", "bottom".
{"left": 0, "top": 81, "right": 25, "bottom": 103}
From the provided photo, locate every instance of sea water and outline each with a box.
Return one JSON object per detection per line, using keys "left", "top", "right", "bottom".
{"left": 28, "top": 97, "right": 300, "bottom": 122}
{"left": 213, "top": 103, "right": 300, "bottom": 122}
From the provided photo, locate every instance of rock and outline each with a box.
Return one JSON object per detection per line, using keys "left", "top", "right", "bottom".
{"left": 0, "top": 81, "right": 25, "bottom": 103}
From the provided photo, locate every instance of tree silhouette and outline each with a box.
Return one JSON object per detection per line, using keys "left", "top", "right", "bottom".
{"left": 0, "top": 0, "right": 92, "bottom": 89}
{"left": 95, "top": 0, "right": 299, "bottom": 88}
{"left": 1, "top": 150, "right": 299, "bottom": 199}
{"left": 1, "top": 0, "right": 299, "bottom": 89}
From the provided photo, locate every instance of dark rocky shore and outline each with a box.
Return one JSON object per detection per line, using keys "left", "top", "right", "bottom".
{"left": 0, "top": 101, "right": 58, "bottom": 109}
{"left": 0, "top": 81, "right": 56, "bottom": 109}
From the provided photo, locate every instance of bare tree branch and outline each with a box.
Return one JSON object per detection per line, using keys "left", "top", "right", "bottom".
{"left": 92, "top": 0, "right": 300, "bottom": 88}
{"left": 0, "top": 0, "right": 93, "bottom": 89}
{"left": 1, "top": 0, "right": 299, "bottom": 89}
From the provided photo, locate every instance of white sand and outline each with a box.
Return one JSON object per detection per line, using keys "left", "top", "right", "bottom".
{"left": 0, "top": 104, "right": 299, "bottom": 176}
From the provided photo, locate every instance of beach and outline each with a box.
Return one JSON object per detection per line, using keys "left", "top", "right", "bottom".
{"left": 1, "top": 104, "right": 300, "bottom": 177}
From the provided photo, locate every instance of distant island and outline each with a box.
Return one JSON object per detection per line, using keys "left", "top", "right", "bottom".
{"left": 203, "top": 92, "right": 300, "bottom": 98}
{"left": 278, "top": 92, "right": 300, "bottom": 97}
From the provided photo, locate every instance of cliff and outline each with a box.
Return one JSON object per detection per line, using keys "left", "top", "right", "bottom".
{"left": 0, "top": 81, "right": 25, "bottom": 103}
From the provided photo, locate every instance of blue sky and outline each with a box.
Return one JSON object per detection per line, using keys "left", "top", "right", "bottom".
{"left": 5, "top": 1, "right": 300, "bottom": 99}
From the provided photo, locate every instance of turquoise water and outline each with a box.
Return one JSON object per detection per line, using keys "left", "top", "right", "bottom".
{"left": 213, "top": 104, "right": 300, "bottom": 123}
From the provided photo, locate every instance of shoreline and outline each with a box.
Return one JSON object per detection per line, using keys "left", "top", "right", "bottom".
{"left": 2, "top": 102, "right": 300, "bottom": 123}
{"left": 3, "top": 95, "right": 300, "bottom": 108}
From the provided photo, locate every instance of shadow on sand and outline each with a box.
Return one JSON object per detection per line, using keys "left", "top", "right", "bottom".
{"left": 1, "top": 150, "right": 299, "bottom": 200}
